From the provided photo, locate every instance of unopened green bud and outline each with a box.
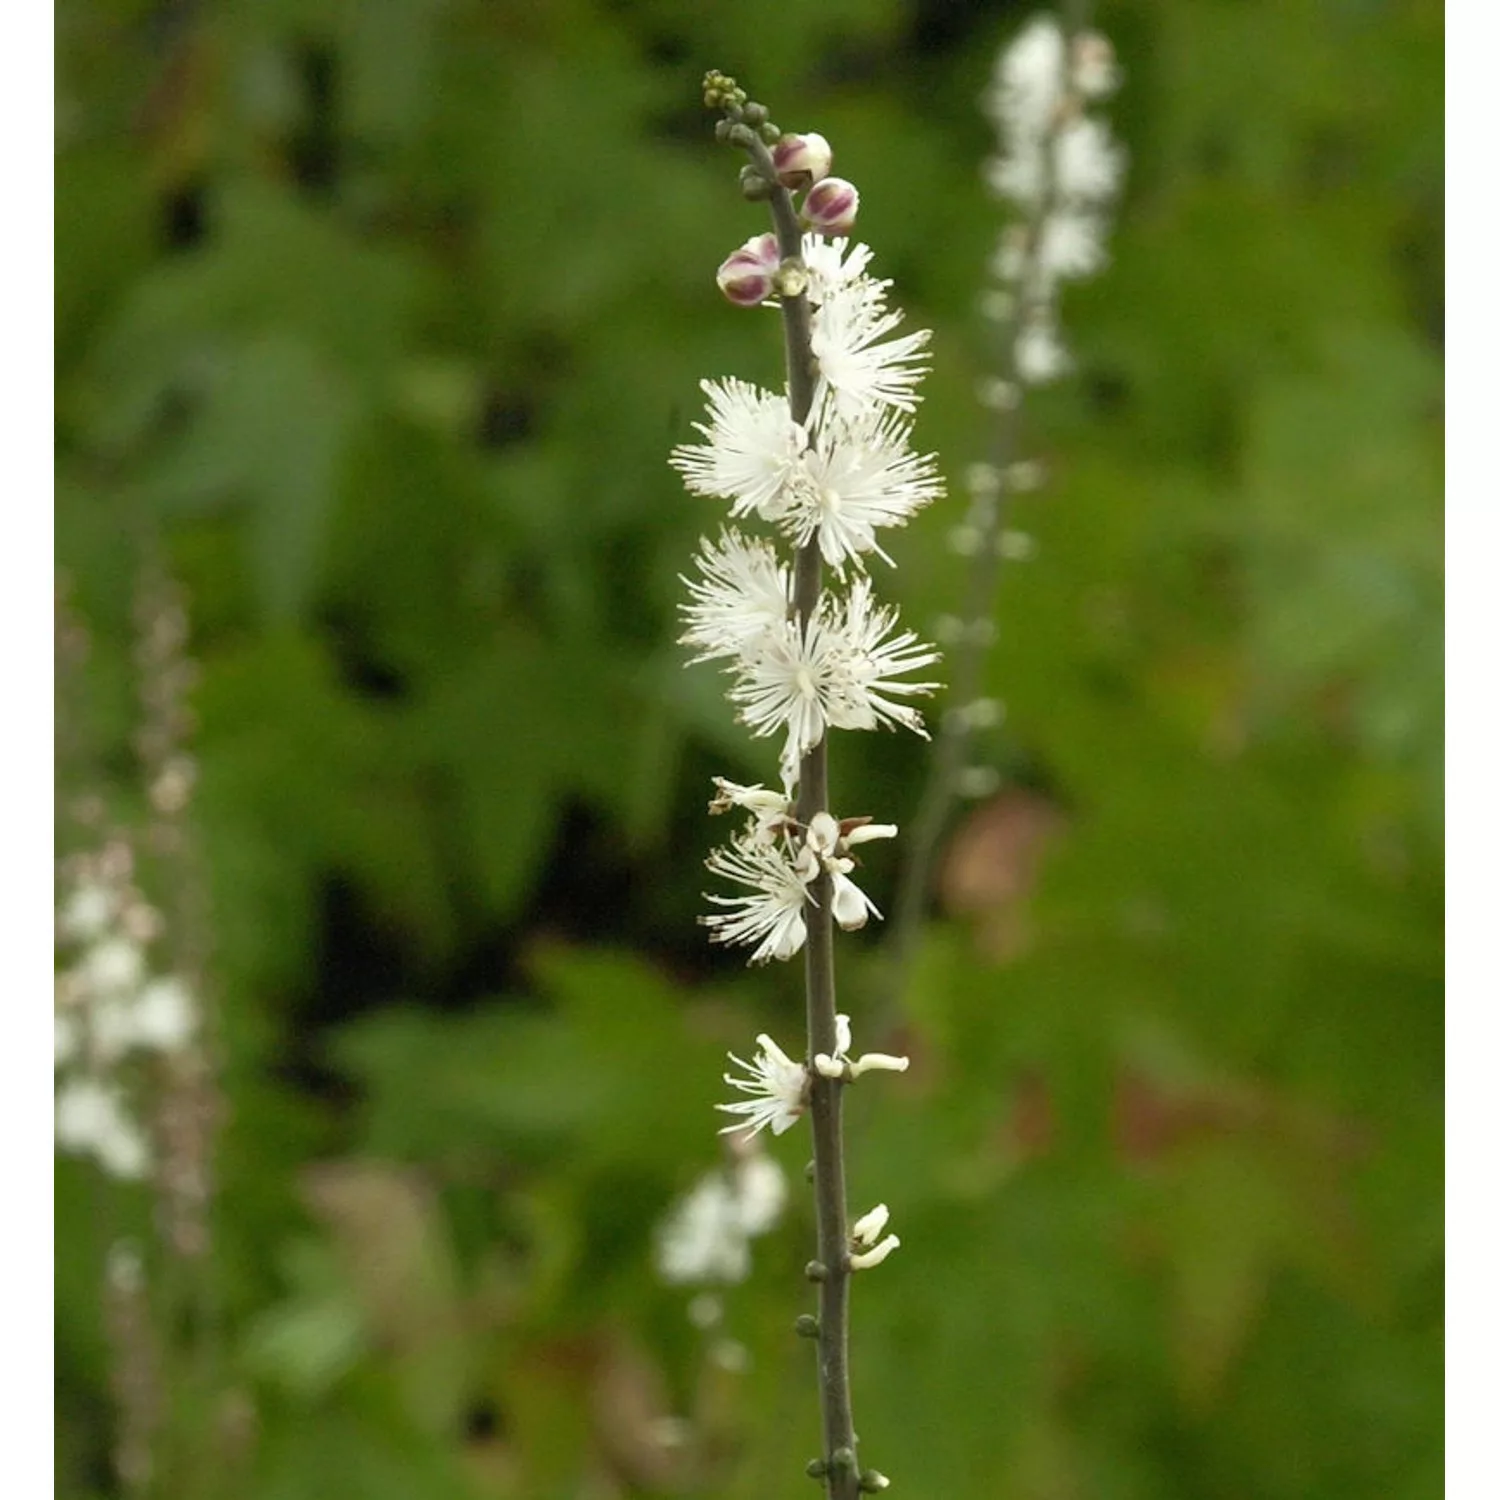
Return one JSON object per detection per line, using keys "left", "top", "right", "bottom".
{"left": 795, "top": 1313, "right": 820, "bottom": 1338}
{"left": 760, "top": 122, "right": 782, "bottom": 143}
{"left": 727, "top": 122, "right": 755, "bottom": 149}
{"left": 830, "top": 1447, "right": 857, "bottom": 1473}
{"left": 805, "top": 1259, "right": 828, "bottom": 1282}
{"left": 859, "top": 1470, "right": 892, "bottom": 1492}
{"left": 742, "top": 101, "right": 768, "bottom": 126}
{"left": 806, "top": 1459, "right": 829, "bottom": 1480}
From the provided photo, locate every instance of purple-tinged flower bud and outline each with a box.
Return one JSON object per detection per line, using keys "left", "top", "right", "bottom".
{"left": 771, "top": 131, "right": 833, "bottom": 189}
{"left": 715, "top": 232, "right": 781, "bottom": 307}
{"left": 801, "top": 176, "right": 859, "bottom": 237}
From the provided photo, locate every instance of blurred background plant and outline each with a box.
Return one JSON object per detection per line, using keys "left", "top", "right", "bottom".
{"left": 54, "top": 1, "right": 1441, "bottom": 1497}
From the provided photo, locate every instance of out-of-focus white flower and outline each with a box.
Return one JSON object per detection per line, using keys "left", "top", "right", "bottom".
{"left": 981, "top": 14, "right": 1125, "bottom": 383}
{"left": 54, "top": 1012, "right": 81, "bottom": 1067}
{"left": 983, "top": 15, "right": 1067, "bottom": 141}
{"left": 1053, "top": 117, "right": 1125, "bottom": 202}
{"left": 1015, "top": 315, "right": 1073, "bottom": 385}
{"left": 656, "top": 1172, "right": 752, "bottom": 1284}
{"left": 702, "top": 833, "right": 814, "bottom": 964}
{"left": 717, "top": 1033, "right": 808, "bottom": 1136}
{"left": 987, "top": 117, "right": 1123, "bottom": 210}
{"left": 80, "top": 936, "right": 145, "bottom": 998}
{"left": 733, "top": 1153, "right": 788, "bottom": 1235}
{"left": 654, "top": 1149, "right": 789, "bottom": 1288}
{"left": 58, "top": 881, "right": 115, "bottom": 943}
{"left": 1071, "top": 30, "right": 1120, "bottom": 99}
{"left": 131, "top": 976, "right": 198, "bottom": 1052}
{"left": 55, "top": 1078, "right": 151, "bottom": 1180}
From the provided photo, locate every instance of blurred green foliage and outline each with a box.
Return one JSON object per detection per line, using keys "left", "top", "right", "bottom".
{"left": 55, "top": 0, "right": 1441, "bottom": 1496}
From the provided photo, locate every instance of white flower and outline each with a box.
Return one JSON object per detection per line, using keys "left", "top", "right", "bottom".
{"left": 851, "top": 1202, "right": 891, "bottom": 1247}
{"left": 726, "top": 583, "right": 940, "bottom": 787}
{"left": 833, "top": 575, "right": 943, "bottom": 738}
{"left": 79, "top": 936, "right": 145, "bottom": 998}
{"left": 813, "top": 1011, "right": 910, "bottom": 1081}
{"left": 988, "top": 118, "right": 1123, "bottom": 211}
{"left": 654, "top": 1150, "right": 789, "bottom": 1287}
{"left": 1037, "top": 211, "right": 1111, "bottom": 286}
{"left": 1015, "top": 314, "right": 1073, "bottom": 385}
{"left": 849, "top": 1233, "right": 901, "bottom": 1270}
{"left": 811, "top": 274, "right": 932, "bottom": 424}
{"left": 701, "top": 832, "right": 813, "bottom": 964}
{"left": 131, "top": 976, "right": 198, "bottom": 1052}
{"left": 55, "top": 1078, "right": 150, "bottom": 1180}
{"left": 779, "top": 411, "right": 944, "bottom": 571}
{"left": 58, "top": 880, "right": 115, "bottom": 943}
{"left": 717, "top": 1032, "right": 808, "bottom": 1136}
{"left": 708, "top": 777, "right": 795, "bottom": 844}
{"left": 725, "top": 610, "right": 851, "bottom": 789}
{"left": 656, "top": 1173, "right": 752, "bottom": 1285}
{"left": 670, "top": 378, "right": 804, "bottom": 520}
{"left": 733, "top": 1153, "right": 788, "bottom": 1236}
{"left": 1053, "top": 117, "right": 1125, "bottom": 202}
{"left": 990, "top": 213, "right": 1109, "bottom": 297}
{"left": 801, "top": 812, "right": 884, "bottom": 932}
{"left": 54, "top": 1012, "right": 81, "bottom": 1067}
{"left": 1072, "top": 31, "right": 1120, "bottom": 99}
{"left": 983, "top": 16, "right": 1067, "bottom": 141}
{"left": 680, "top": 529, "right": 792, "bottom": 663}
{"left": 91, "top": 995, "right": 143, "bottom": 1066}
{"left": 799, "top": 234, "right": 877, "bottom": 302}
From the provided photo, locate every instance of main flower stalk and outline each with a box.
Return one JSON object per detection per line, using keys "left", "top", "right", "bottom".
{"left": 679, "top": 72, "right": 942, "bottom": 1495}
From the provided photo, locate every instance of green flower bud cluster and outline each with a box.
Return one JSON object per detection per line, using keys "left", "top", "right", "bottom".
{"left": 704, "top": 69, "right": 783, "bottom": 200}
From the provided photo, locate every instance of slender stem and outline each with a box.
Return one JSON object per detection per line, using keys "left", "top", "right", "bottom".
{"left": 743, "top": 134, "right": 861, "bottom": 1500}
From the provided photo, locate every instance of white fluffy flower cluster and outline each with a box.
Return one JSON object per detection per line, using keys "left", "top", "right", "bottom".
{"left": 655, "top": 1149, "right": 789, "bottom": 1286}
{"left": 54, "top": 844, "right": 198, "bottom": 1180}
{"left": 676, "top": 237, "right": 941, "bottom": 581}
{"left": 674, "top": 226, "right": 944, "bottom": 961}
{"left": 981, "top": 15, "right": 1124, "bottom": 383}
